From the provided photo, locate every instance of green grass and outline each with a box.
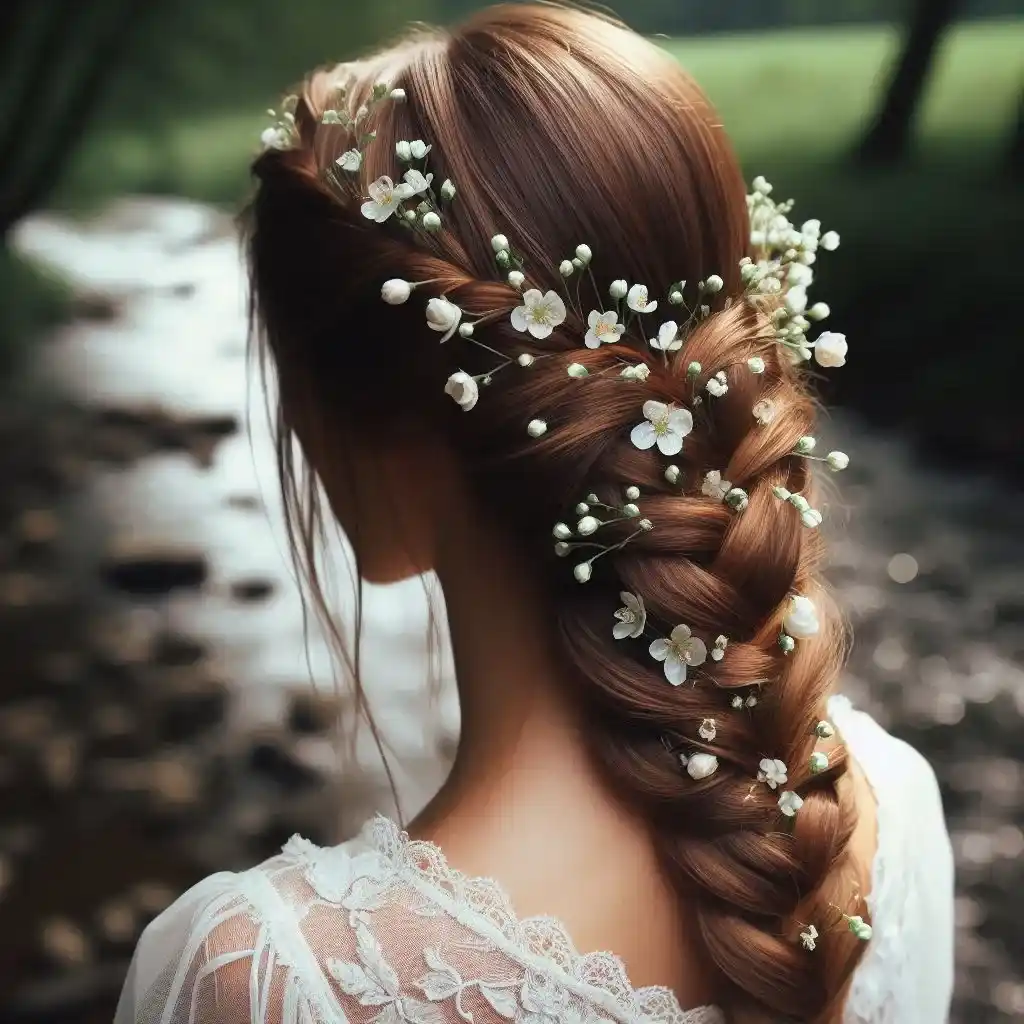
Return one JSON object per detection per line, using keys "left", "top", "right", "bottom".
{"left": 0, "top": 249, "right": 73, "bottom": 376}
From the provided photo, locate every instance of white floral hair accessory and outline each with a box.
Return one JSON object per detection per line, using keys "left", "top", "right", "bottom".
{"left": 649, "top": 624, "right": 708, "bottom": 686}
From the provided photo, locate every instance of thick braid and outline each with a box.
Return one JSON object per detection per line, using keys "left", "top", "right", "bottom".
{"left": 247, "top": 8, "right": 870, "bottom": 1022}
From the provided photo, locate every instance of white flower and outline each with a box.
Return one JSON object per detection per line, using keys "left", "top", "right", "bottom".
{"left": 787, "top": 263, "right": 814, "bottom": 287}
{"left": 706, "top": 371, "right": 728, "bottom": 398}
{"left": 651, "top": 320, "right": 681, "bottom": 352}
{"left": 630, "top": 401, "right": 693, "bottom": 456}
{"left": 395, "top": 140, "right": 412, "bottom": 161}
{"left": 747, "top": 356, "right": 766, "bottom": 374}
{"left": 260, "top": 125, "right": 292, "bottom": 150}
{"left": 821, "top": 230, "right": 840, "bottom": 251}
{"left": 752, "top": 175, "right": 772, "bottom": 194}
{"left": 585, "top": 310, "right": 625, "bottom": 349}
{"left": 730, "top": 695, "right": 743, "bottom": 709}
{"left": 381, "top": 279, "right": 412, "bottom": 304}
{"left": 826, "top": 451, "right": 850, "bottom": 471}
{"left": 725, "top": 487, "right": 749, "bottom": 511}
{"left": 626, "top": 284, "right": 658, "bottom": 314}
{"left": 402, "top": 169, "right": 433, "bottom": 196}
{"left": 609, "top": 279, "right": 628, "bottom": 300}
{"left": 573, "top": 562, "right": 592, "bottom": 582}
{"left": 613, "top": 592, "right": 646, "bottom": 640}
{"left": 336, "top": 149, "right": 362, "bottom": 172}
{"left": 778, "top": 790, "right": 804, "bottom": 817}
{"left": 701, "top": 470, "right": 731, "bottom": 501}
{"left": 800, "top": 925, "right": 819, "bottom": 951}
{"left": 409, "top": 140, "right": 430, "bottom": 160}
{"left": 847, "top": 915, "right": 873, "bottom": 941}
{"left": 444, "top": 371, "right": 478, "bottom": 411}
{"left": 425, "top": 297, "right": 462, "bottom": 341}
{"left": 808, "top": 302, "right": 830, "bottom": 321}
{"left": 567, "top": 363, "right": 588, "bottom": 378}
{"left": 711, "top": 635, "right": 728, "bottom": 661}
{"left": 752, "top": 399, "right": 777, "bottom": 425}
{"left": 508, "top": 270, "right": 525, "bottom": 290}
{"left": 458, "top": 323, "right": 474, "bottom": 338}
{"left": 389, "top": 88, "right": 406, "bottom": 100}
{"left": 422, "top": 211, "right": 441, "bottom": 232}
{"left": 665, "top": 464, "right": 680, "bottom": 485}
{"left": 559, "top": 259, "right": 574, "bottom": 277}
{"left": 440, "top": 179, "right": 456, "bottom": 200}
{"left": 757, "top": 758, "right": 788, "bottom": 790}
{"left": 698, "top": 717, "right": 716, "bottom": 741}
{"left": 527, "top": 419, "right": 547, "bottom": 438}
{"left": 625, "top": 486, "right": 641, "bottom": 500}
{"left": 575, "top": 244, "right": 592, "bottom": 263}
{"left": 813, "top": 332, "right": 848, "bottom": 368}
{"left": 703, "top": 274, "right": 724, "bottom": 293}
{"left": 621, "top": 363, "right": 651, "bottom": 382}
{"left": 511, "top": 289, "right": 567, "bottom": 340}
{"left": 518, "top": 353, "right": 535, "bottom": 367}
{"left": 491, "top": 234, "right": 509, "bottom": 253}
{"left": 684, "top": 752, "right": 718, "bottom": 780}
{"left": 360, "top": 175, "right": 413, "bottom": 222}
{"left": 809, "top": 751, "right": 830, "bottom": 773}
{"left": 784, "top": 595, "right": 820, "bottom": 639}
{"left": 649, "top": 624, "right": 708, "bottom": 686}
{"left": 785, "top": 286, "right": 808, "bottom": 315}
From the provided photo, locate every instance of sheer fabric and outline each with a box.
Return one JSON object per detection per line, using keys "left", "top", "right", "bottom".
{"left": 115, "top": 696, "right": 954, "bottom": 1024}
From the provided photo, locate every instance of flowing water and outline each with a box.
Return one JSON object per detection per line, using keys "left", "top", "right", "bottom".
{"left": 1, "top": 198, "right": 1022, "bottom": 1022}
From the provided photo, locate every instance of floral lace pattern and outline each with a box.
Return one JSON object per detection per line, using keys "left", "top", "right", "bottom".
{"left": 115, "top": 698, "right": 953, "bottom": 1024}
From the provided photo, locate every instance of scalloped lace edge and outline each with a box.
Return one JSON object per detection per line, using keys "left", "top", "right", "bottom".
{"left": 347, "top": 814, "right": 721, "bottom": 1024}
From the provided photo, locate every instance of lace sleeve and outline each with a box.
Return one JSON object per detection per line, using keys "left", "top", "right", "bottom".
{"left": 829, "top": 696, "right": 956, "bottom": 1024}
{"left": 115, "top": 827, "right": 722, "bottom": 1024}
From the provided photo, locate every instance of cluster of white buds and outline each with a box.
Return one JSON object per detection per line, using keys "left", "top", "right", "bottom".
{"left": 554, "top": 490, "right": 653, "bottom": 583}
{"left": 778, "top": 594, "right": 820, "bottom": 654}
{"left": 742, "top": 177, "right": 847, "bottom": 369}
{"left": 260, "top": 94, "right": 299, "bottom": 151}
{"left": 773, "top": 485, "right": 823, "bottom": 529}
{"left": 792, "top": 435, "right": 850, "bottom": 472}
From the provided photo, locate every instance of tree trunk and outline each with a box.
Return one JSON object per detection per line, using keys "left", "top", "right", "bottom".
{"left": 0, "top": 0, "right": 148, "bottom": 240}
{"left": 856, "top": 0, "right": 963, "bottom": 165}
{"left": 1007, "top": 89, "right": 1024, "bottom": 180}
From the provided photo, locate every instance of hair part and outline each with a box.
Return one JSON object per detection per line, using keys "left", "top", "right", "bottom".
{"left": 244, "top": 4, "right": 868, "bottom": 1020}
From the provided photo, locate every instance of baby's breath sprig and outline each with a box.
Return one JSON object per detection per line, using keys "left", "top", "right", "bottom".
{"left": 260, "top": 94, "right": 299, "bottom": 152}
{"left": 791, "top": 436, "right": 850, "bottom": 473}
{"left": 778, "top": 594, "right": 819, "bottom": 654}
{"left": 772, "top": 486, "right": 823, "bottom": 529}
{"left": 552, "top": 491, "right": 653, "bottom": 582}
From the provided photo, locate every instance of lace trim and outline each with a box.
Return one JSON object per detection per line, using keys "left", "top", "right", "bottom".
{"left": 285, "top": 817, "right": 721, "bottom": 1024}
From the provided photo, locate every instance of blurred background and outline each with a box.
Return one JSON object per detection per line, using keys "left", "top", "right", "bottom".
{"left": 0, "top": 0, "right": 1021, "bottom": 1021}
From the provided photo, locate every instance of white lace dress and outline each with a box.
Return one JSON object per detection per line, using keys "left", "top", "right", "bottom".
{"left": 114, "top": 696, "right": 955, "bottom": 1024}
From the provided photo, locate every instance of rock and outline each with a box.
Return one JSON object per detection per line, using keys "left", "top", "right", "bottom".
{"left": 100, "top": 540, "right": 208, "bottom": 595}
{"left": 230, "top": 578, "right": 275, "bottom": 603}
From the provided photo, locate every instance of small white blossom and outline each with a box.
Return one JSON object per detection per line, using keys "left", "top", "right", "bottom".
{"left": 511, "top": 289, "right": 568, "bottom": 340}
{"left": 380, "top": 279, "right": 412, "bottom": 305}
{"left": 752, "top": 399, "right": 777, "bottom": 425}
{"left": 758, "top": 758, "right": 788, "bottom": 790}
{"left": 800, "top": 925, "right": 819, "bottom": 951}
{"left": 517, "top": 353, "right": 535, "bottom": 367}
{"left": 703, "top": 275, "right": 724, "bottom": 293}
{"left": 731, "top": 695, "right": 743, "bottom": 709}
{"left": 609, "top": 279, "right": 628, "bottom": 300}
{"left": 649, "top": 624, "right": 708, "bottom": 686}
{"left": 630, "top": 401, "right": 693, "bottom": 456}
{"left": 402, "top": 169, "right": 433, "bottom": 196}
{"left": 389, "top": 88, "right": 406, "bottom": 100}
{"left": 573, "top": 562, "right": 592, "bottom": 583}
{"left": 559, "top": 259, "right": 574, "bottom": 277}
{"left": 422, "top": 211, "right": 441, "bottom": 232}
{"left": 821, "top": 231, "right": 840, "bottom": 251}
{"left": 620, "top": 363, "right": 651, "bottom": 382}
{"left": 458, "top": 323, "right": 474, "bottom": 338}
{"left": 702, "top": 470, "right": 731, "bottom": 501}
{"left": 784, "top": 595, "right": 820, "bottom": 639}
{"left": 527, "top": 419, "right": 548, "bottom": 438}
{"left": 785, "top": 286, "right": 808, "bottom": 315}
{"left": 725, "top": 487, "right": 749, "bottom": 511}
{"left": 826, "top": 451, "right": 850, "bottom": 471}
{"left": 778, "top": 790, "right": 804, "bottom": 816}
{"left": 336, "top": 149, "right": 362, "bottom": 172}
{"left": 847, "top": 915, "right": 873, "bottom": 941}
{"left": 795, "top": 435, "right": 816, "bottom": 454}
{"left": 567, "top": 363, "right": 588, "bottom": 378}
{"left": 665, "top": 464, "right": 680, "bottom": 485}
{"left": 444, "top": 371, "right": 478, "bottom": 411}
{"left": 711, "top": 635, "right": 728, "bottom": 661}
{"left": 425, "top": 297, "right": 462, "bottom": 341}
{"left": 698, "top": 717, "right": 717, "bottom": 741}
{"left": 651, "top": 320, "right": 681, "bottom": 352}
{"left": 813, "top": 332, "right": 848, "bottom": 368}
{"left": 260, "top": 126, "right": 291, "bottom": 151}
{"left": 747, "top": 356, "right": 766, "bottom": 374}
{"left": 575, "top": 244, "right": 592, "bottom": 263}
{"left": 395, "top": 141, "right": 412, "bottom": 161}
{"left": 440, "top": 179, "right": 456, "bottom": 200}
{"left": 613, "top": 592, "right": 647, "bottom": 640}
{"left": 625, "top": 486, "right": 641, "bottom": 500}
{"left": 669, "top": 290, "right": 684, "bottom": 304}
{"left": 808, "top": 302, "right": 830, "bottom": 321}
{"left": 491, "top": 234, "right": 510, "bottom": 253}
{"left": 626, "top": 284, "right": 658, "bottom": 314}
{"left": 507, "top": 270, "right": 525, "bottom": 290}
{"left": 706, "top": 371, "right": 728, "bottom": 398}
{"left": 810, "top": 752, "right": 830, "bottom": 773}
{"left": 585, "top": 310, "right": 625, "bottom": 348}
{"left": 752, "top": 175, "right": 772, "bottom": 194}
{"left": 409, "top": 140, "right": 430, "bottom": 160}
{"left": 684, "top": 752, "right": 719, "bottom": 780}
{"left": 360, "top": 175, "right": 413, "bottom": 222}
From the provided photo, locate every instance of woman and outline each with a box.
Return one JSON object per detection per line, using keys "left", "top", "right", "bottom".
{"left": 116, "top": 5, "right": 954, "bottom": 1023}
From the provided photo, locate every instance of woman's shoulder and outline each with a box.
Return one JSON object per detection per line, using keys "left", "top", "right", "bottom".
{"left": 116, "top": 817, "right": 717, "bottom": 1024}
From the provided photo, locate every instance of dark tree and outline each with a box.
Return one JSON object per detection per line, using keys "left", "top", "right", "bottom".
{"left": 1007, "top": 89, "right": 1024, "bottom": 180}
{"left": 856, "top": 0, "right": 964, "bottom": 164}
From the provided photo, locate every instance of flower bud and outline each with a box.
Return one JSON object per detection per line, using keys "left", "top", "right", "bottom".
{"left": 553, "top": 522, "right": 572, "bottom": 540}
{"left": 440, "top": 179, "right": 456, "bottom": 201}
{"left": 457, "top": 322, "right": 473, "bottom": 338}
{"left": 517, "top": 353, "right": 535, "bottom": 367}
{"left": 809, "top": 752, "right": 829, "bottom": 774}
{"left": 491, "top": 234, "right": 509, "bottom": 253}
{"left": 567, "top": 363, "right": 588, "bottom": 378}
{"left": 422, "top": 211, "right": 441, "bottom": 232}
{"left": 577, "top": 515, "right": 599, "bottom": 535}
{"left": 575, "top": 502, "right": 590, "bottom": 515}
{"left": 639, "top": 518, "right": 653, "bottom": 531}
{"left": 625, "top": 485, "right": 640, "bottom": 501}
{"left": 808, "top": 302, "right": 830, "bottom": 321}
{"left": 747, "top": 356, "right": 765, "bottom": 374}
{"left": 380, "top": 279, "right": 412, "bottom": 305}
{"left": 527, "top": 419, "right": 547, "bottom": 438}
{"left": 554, "top": 541, "right": 570, "bottom": 557}
{"left": 668, "top": 290, "right": 684, "bottom": 305}
{"left": 573, "top": 562, "right": 592, "bottom": 583}
{"left": 789, "top": 494, "right": 810, "bottom": 512}
{"left": 395, "top": 140, "right": 412, "bottom": 161}
{"left": 609, "top": 279, "right": 627, "bottom": 299}
{"left": 795, "top": 435, "right": 816, "bottom": 454}
{"left": 703, "top": 275, "right": 724, "bottom": 293}
{"left": 772, "top": 486, "right": 791, "bottom": 501}
{"left": 801, "top": 509, "right": 822, "bottom": 529}
{"left": 664, "top": 465, "right": 680, "bottom": 485}
{"left": 623, "top": 503, "right": 640, "bottom": 517}
{"left": 815, "top": 720, "right": 835, "bottom": 739}
{"left": 686, "top": 361, "right": 702, "bottom": 380}
{"left": 409, "top": 139, "right": 430, "bottom": 160}
{"left": 725, "top": 488, "right": 749, "bottom": 511}
{"left": 826, "top": 450, "right": 849, "bottom": 471}
{"left": 559, "top": 260, "right": 574, "bottom": 277}
{"left": 572, "top": 257, "right": 583, "bottom": 269}
{"left": 778, "top": 634, "right": 796, "bottom": 654}
{"left": 389, "top": 88, "right": 406, "bottom": 100}
{"left": 507, "top": 270, "right": 525, "bottom": 290}
{"left": 575, "top": 244, "right": 592, "bottom": 263}
{"left": 495, "top": 250, "right": 510, "bottom": 267}
{"left": 821, "top": 231, "right": 840, "bottom": 251}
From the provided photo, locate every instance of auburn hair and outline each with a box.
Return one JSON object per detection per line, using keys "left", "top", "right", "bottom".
{"left": 244, "top": 4, "right": 868, "bottom": 1021}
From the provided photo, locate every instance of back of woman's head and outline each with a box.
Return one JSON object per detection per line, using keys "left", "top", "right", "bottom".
{"left": 246, "top": 4, "right": 867, "bottom": 1021}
